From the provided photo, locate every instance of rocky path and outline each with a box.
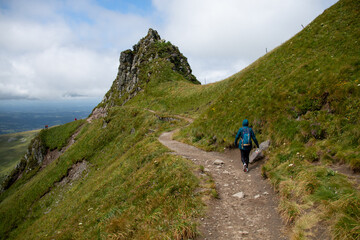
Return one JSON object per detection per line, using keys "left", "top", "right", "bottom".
{"left": 159, "top": 129, "right": 288, "bottom": 240}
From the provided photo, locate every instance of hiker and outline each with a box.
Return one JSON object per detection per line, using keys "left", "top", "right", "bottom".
{"left": 234, "top": 119, "right": 259, "bottom": 172}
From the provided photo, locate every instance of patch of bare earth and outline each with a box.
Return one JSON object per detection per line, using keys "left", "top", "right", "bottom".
{"left": 40, "top": 160, "right": 89, "bottom": 215}
{"left": 159, "top": 129, "right": 288, "bottom": 240}
{"left": 330, "top": 164, "right": 360, "bottom": 190}
{"left": 55, "top": 161, "right": 89, "bottom": 187}
{"left": 41, "top": 127, "right": 82, "bottom": 170}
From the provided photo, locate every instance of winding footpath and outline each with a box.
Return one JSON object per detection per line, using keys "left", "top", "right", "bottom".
{"left": 159, "top": 128, "right": 288, "bottom": 240}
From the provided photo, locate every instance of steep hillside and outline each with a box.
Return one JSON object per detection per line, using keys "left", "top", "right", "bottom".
{"left": 1, "top": 0, "right": 359, "bottom": 239}
{"left": 0, "top": 31, "right": 207, "bottom": 240}
{"left": 173, "top": 0, "right": 358, "bottom": 239}
{"left": 123, "top": 0, "right": 360, "bottom": 238}
{"left": 179, "top": 0, "right": 360, "bottom": 161}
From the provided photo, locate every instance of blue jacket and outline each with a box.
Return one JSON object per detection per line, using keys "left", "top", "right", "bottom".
{"left": 234, "top": 119, "right": 259, "bottom": 150}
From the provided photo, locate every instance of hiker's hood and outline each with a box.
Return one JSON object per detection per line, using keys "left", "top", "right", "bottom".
{"left": 242, "top": 119, "right": 249, "bottom": 127}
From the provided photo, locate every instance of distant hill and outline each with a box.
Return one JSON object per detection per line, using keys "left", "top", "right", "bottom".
{"left": 0, "top": 0, "right": 359, "bottom": 239}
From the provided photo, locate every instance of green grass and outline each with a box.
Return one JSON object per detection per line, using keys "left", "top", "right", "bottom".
{"left": 1, "top": 0, "right": 359, "bottom": 239}
{"left": 130, "top": 0, "right": 360, "bottom": 238}
{"left": 0, "top": 120, "right": 86, "bottom": 192}
{"left": 39, "top": 120, "right": 85, "bottom": 151}
{"left": 0, "top": 107, "right": 208, "bottom": 240}
{"left": 0, "top": 130, "right": 40, "bottom": 178}
{"left": 263, "top": 149, "right": 360, "bottom": 239}
{"left": 128, "top": 73, "right": 230, "bottom": 119}
{"left": 177, "top": 0, "right": 360, "bottom": 160}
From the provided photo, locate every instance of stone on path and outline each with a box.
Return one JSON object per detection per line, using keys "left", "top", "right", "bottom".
{"left": 214, "top": 159, "right": 224, "bottom": 165}
{"left": 232, "top": 192, "right": 245, "bottom": 199}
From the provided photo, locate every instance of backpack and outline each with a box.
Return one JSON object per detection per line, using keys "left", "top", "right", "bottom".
{"left": 242, "top": 127, "right": 251, "bottom": 148}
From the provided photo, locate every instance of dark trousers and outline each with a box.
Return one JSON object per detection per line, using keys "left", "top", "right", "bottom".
{"left": 240, "top": 149, "right": 251, "bottom": 166}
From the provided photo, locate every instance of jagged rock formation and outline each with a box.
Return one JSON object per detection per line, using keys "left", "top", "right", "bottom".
{"left": 1, "top": 136, "right": 46, "bottom": 191}
{"left": 98, "top": 28, "right": 199, "bottom": 110}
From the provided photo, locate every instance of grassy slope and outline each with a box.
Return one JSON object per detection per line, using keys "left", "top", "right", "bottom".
{"left": 173, "top": 0, "right": 358, "bottom": 239}
{"left": 0, "top": 130, "right": 40, "bottom": 178}
{"left": 179, "top": 0, "right": 360, "bottom": 163}
{"left": 130, "top": 0, "right": 360, "bottom": 238}
{"left": 0, "top": 106, "right": 211, "bottom": 240}
{"left": 39, "top": 120, "right": 85, "bottom": 151}
{"left": 0, "top": 33, "right": 216, "bottom": 240}
{"left": 127, "top": 59, "right": 231, "bottom": 118}
{"left": 1, "top": 0, "right": 359, "bottom": 239}
{"left": 0, "top": 120, "right": 86, "bottom": 192}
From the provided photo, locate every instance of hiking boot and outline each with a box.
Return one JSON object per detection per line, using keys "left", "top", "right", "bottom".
{"left": 243, "top": 164, "right": 247, "bottom": 172}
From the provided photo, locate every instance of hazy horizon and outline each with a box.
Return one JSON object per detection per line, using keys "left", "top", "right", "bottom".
{"left": 0, "top": 98, "right": 100, "bottom": 134}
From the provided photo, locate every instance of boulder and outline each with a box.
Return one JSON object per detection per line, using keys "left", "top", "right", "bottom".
{"left": 249, "top": 140, "right": 270, "bottom": 163}
{"left": 259, "top": 140, "right": 271, "bottom": 151}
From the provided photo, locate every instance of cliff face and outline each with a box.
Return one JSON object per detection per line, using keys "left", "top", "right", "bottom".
{"left": 99, "top": 28, "right": 199, "bottom": 109}
{"left": 1, "top": 136, "right": 46, "bottom": 191}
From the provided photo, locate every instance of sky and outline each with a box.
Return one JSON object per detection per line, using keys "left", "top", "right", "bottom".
{"left": 0, "top": 0, "right": 338, "bottom": 101}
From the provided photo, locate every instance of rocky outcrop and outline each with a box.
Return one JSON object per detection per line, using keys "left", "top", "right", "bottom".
{"left": 87, "top": 107, "right": 107, "bottom": 123}
{"left": 1, "top": 136, "right": 46, "bottom": 191}
{"left": 98, "top": 28, "right": 199, "bottom": 109}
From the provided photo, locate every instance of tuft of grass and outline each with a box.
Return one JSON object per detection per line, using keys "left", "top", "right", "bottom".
{"left": 292, "top": 211, "right": 322, "bottom": 240}
{"left": 278, "top": 198, "right": 301, "bottom": 224}
{"left": 329, "top": 193, "right": 360, "bottom": 240}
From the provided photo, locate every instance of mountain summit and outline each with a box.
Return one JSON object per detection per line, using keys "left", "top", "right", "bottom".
{"left": 100, "top": 28, "right": 199, "bottom": 108}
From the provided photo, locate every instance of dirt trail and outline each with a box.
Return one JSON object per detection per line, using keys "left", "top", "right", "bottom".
{"left": 159, "top": 129, "right": 288, "bottom": 240}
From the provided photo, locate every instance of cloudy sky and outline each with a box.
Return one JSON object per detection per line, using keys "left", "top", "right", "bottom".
{"left": 0, "top": 0, "right": 338, "bottom": 101}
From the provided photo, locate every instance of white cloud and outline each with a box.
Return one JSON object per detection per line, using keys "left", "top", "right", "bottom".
{"left": 0, "top": 0, "right": 339, "bottom": 100}
{"left": 153, "top": 0, "right": 338, "bottom": 83}
{"left": 0, "top": 19, "right": 71, "bottom": 53}
{"left": 0, "top": 0, "right": 152, "bottom": 100}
